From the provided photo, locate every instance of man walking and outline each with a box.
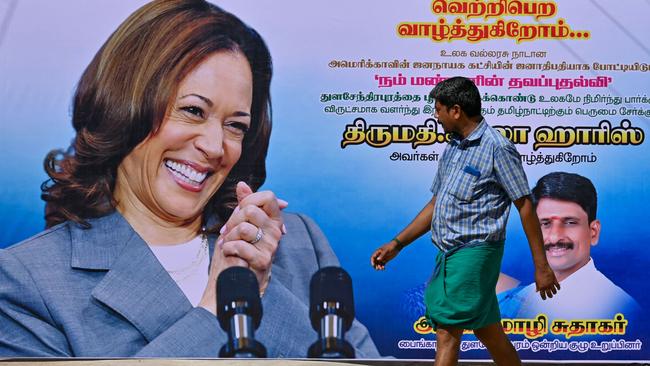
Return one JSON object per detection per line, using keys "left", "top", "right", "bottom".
{"left": 371, "top": 77, "right": 559, "bottom": 365}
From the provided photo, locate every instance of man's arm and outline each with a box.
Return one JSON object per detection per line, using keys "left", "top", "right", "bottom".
{"left": 513, "top": 195, "right": 560, "bottom": 300}
{"left": 370, "top": 196, "right": 436, "bottom": 270}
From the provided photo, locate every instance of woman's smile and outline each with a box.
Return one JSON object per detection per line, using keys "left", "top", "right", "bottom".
{"left": 164, "top": 159, "right": 212, "bottom": 192}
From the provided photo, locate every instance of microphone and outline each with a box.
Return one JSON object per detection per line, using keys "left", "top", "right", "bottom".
{"left": 216, "top": 266, "right": 267, "bottom": 358}
{"left": 307, "top": 266, "right": 355, "bottom": 358}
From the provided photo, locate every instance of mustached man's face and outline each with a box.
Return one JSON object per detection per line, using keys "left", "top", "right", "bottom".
{"left": 537, "top": 198, "right": 601, "bottom": 281}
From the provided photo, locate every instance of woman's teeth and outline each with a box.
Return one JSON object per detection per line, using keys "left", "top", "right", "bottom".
{"left": 164, "top": 160, "right": 208, "bottom": 185}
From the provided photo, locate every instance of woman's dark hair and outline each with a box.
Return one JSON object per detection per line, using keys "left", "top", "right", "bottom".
{"left": 429, "top": 76, "right": 481, "bottom": 118}
{"left": 531, "top": 172, "right": 598, "bottom": 223}
{"left": 42, "top": 0, "right": 272, "bottom": 230}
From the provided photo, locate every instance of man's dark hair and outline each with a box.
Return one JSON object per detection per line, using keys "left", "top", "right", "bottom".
{"left": 429, "top": 76, "right": 481, "bottom": 118}
{"left": 532, "top": 172, "right": 598, "bottom": 222}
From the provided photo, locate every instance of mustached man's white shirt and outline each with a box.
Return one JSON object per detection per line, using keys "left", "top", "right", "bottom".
{"left": 513, "top": 258, "right": 640, "bottom": 320}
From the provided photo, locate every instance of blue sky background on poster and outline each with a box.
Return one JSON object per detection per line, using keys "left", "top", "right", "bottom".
{"left": 0, "top": 0, "right": 648, "bottom": 360}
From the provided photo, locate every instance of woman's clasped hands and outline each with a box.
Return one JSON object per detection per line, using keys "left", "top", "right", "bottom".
{"left": 199, "top": 181, "right": 287, "bottom": 314}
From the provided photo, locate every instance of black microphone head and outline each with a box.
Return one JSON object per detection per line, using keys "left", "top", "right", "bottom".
{"left": 309, "top": 266, "right": 354, "bottom": 331}
{"left": 216, "top": 266, "right": 263, "bottom": 330}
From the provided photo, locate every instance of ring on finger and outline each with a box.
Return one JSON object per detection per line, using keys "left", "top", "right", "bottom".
{"left": 250, "top": 227, "right": 264, "bottom": 245}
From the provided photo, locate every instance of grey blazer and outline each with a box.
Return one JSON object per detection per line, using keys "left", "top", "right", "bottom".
{"left": 0, "top": 211, "right": 379, "bottom": 358}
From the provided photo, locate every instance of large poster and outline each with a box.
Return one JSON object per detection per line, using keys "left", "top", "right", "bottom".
{"left": 1, "top": 0, "right": 648, "bottom": 361}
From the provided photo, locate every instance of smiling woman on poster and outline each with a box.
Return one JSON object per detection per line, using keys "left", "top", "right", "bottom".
{"left": 0, "top": 0, "right": 378, "bottom": 357}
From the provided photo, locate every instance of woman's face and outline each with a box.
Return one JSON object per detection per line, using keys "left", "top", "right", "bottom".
{"left": 115, "top": 50, "right": 253, "bottom": 224}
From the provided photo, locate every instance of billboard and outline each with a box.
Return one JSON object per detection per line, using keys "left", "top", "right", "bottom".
{"left": 1, "top": 0, "right": 648, "bottom": 361}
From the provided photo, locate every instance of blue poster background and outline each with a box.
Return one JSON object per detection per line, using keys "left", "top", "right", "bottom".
{"left": 1, "top": 0, "right": 649, "bottom": 361}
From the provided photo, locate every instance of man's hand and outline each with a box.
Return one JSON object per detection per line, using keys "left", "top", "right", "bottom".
{"left": 370, "top": 198, "right": 435, "bottom": 271}
{"left": 370, "top": 241, "right": 401, "bottom": 270}
{"left": 535, "top": 264, "right": 560, "bottom": 300}
{"left": 514, "top": 195, "right": 561, "bottom": 300}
